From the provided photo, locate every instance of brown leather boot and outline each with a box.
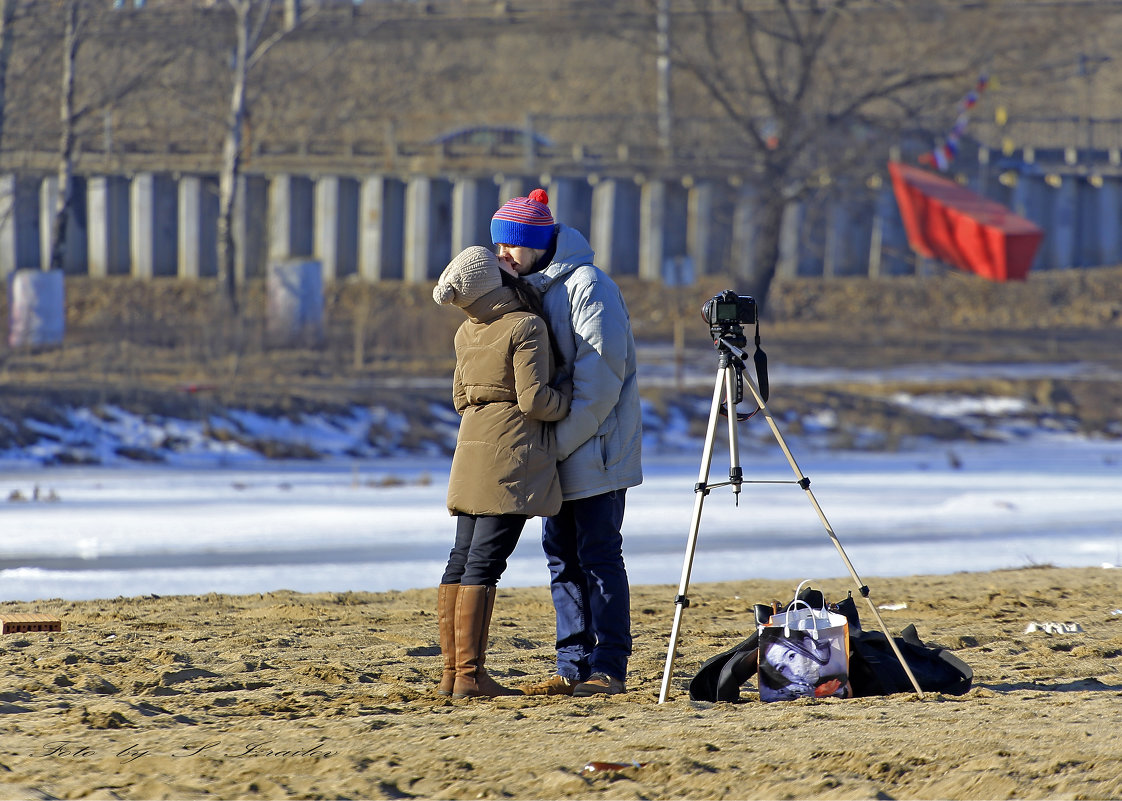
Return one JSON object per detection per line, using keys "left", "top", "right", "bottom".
{"left": 436, "top": 583, "right": 459, "bottom": 696}
{"left": 452, "top": 584, "right": 520, "bottom": 698}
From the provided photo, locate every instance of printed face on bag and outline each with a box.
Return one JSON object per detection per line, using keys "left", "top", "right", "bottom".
{"left": 764, "top": 634, "right": 830, "bottom": 691}
{"left": 758, "top": 628, "right": 850, "bottom": 702}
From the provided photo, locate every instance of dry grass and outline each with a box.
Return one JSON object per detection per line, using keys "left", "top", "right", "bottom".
{"left": 3, "top": 268, "right": 1122, "bottom": 445}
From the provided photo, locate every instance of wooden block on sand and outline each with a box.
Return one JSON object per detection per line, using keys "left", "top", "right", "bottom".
{"left": 1, "top": 614, "right": 62, "bottom": 634}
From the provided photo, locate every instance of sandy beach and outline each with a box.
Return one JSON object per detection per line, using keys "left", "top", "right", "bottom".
{"left": 0, "top": 566, "right": 1119, "bottom": 800}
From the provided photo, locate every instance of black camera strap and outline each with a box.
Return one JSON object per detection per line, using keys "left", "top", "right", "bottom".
{"left": 754, "top": 317, "right": 769, "bottom": 403}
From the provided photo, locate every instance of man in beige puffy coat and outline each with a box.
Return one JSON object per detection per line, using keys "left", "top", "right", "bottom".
{"left": 432, "top": 246, "right": 572, "bottom": 699}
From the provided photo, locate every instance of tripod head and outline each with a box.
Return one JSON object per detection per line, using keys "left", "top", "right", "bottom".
{"left": 712, "top": 324, "right": 748, "bottom": 353}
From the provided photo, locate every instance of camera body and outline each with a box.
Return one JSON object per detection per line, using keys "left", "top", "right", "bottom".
{"left": 702, "top": 290, "right": 757, "bottom": 338}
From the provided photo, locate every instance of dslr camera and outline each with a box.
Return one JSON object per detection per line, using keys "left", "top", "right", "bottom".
{"left": 702, "top": 290, "right": 757, "bottom": 337}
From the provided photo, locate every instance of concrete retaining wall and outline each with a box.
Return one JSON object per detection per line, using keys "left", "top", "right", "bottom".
{"left": 1, "top": 152, "right": 1117, "bottom": 285}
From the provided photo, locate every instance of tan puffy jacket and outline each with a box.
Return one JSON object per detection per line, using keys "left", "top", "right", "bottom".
{"left": 446, "top": 286, "right": 572, "bottom": 517}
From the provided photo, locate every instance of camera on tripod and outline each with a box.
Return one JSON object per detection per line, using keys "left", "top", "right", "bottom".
{"left": 699, "top": 289, "right": 769, "bottom": 406}
{"left": 702, "top": 290, "right": 757, "bottom": 344}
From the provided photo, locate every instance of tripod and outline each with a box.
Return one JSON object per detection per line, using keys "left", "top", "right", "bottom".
{"left": 657, "top": 333, "right": 925, "bottom": 704}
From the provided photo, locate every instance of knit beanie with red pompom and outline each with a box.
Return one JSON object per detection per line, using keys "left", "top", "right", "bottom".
{"left": 490, "top": 188, "right": 555, "bottom": 250}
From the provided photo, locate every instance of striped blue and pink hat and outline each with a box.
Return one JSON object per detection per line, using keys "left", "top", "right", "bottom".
{"left": 490, "top": 188, "right": 555, "bottom": 250}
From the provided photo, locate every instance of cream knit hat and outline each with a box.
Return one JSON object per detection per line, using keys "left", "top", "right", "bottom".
{"left": 433, "top": 246, "right": 502, "bottom": 308}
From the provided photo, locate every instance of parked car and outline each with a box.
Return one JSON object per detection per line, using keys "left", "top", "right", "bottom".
{"left": 429, "top": 126, "right": 554, "bottom": 150}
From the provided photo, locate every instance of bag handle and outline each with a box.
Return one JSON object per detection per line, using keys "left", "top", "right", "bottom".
{"left": 791, "top": 579, "right": 826, "bottom": 610}
{"left": 784, "top": 581, "right": 831, "bottom": 639}
{"left": 780, "top": 598, "right": 817, "bottom": 638}
{"left": 792, "top": 579, "right": 814, "bottom": 602}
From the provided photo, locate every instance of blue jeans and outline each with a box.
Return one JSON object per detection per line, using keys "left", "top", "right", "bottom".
{"left": 542, "top": 490, "right": 632, "bottom": 682}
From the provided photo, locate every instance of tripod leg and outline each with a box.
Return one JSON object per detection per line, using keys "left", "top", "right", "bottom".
{"left": 658, "top": 365, "right": 728, "bottom": 704}
{"left": 739, "top": 367, "right": 927, "bottom": 699}
{"left": 723, "top": 358, "right": 743, "bottom": 500}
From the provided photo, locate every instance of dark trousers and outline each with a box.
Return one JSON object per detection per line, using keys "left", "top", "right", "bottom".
{"left": 542, "top": 489, "right": 632, "bottom": 682}
{"left": 441, "top": 513, "right": 527, "bottom": 587}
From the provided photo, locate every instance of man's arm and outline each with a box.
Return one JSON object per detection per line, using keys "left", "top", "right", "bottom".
{"left": 553, "top": 278, "right": 630, "bottom": 460}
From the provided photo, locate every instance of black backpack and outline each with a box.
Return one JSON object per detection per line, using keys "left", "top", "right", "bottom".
{"left": 847, "top": 623, "right": 973, "bottom": 697}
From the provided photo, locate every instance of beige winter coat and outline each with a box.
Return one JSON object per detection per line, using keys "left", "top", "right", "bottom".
{"left": 446, "top": 286, "right": 572, "bottom": 517}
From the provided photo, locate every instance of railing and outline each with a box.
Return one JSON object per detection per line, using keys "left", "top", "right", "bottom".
{"left": 971, "top": 117, "right": 1122, "bottom": 155}
{"left": 4, "top": 114, "right": 1121, "bottom": 179}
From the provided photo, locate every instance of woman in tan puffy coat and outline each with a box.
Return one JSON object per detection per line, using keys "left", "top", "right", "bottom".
{"left": 432, "top": 246, "right": 571, "bottom": 699}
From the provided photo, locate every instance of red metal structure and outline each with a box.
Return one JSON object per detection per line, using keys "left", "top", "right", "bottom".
{"left": 888, "top": 161, "right": 1044, "bottom": 282}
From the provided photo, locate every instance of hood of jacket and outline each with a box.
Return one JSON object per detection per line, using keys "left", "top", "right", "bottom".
{"left": 522, "top": 224, "right": 595, "bottom": 296}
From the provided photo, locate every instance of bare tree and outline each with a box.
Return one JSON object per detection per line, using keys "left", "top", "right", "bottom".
{"left": 0, "top": 0, "right": 17, "bottom": 149}
{"left": 628, "top": 0, "right": 1094, "bottom": 309}
{"left": 47, "top": 0, "right": 80, "bottom": 274}
{"left": 0, "top": 0, "right": 33, "bottom": 243}
{"left": 39, "top": 0, "right": 179, "bottom": 275}
{"left": 217, "top": 0, "right": 315, "bottom": 314}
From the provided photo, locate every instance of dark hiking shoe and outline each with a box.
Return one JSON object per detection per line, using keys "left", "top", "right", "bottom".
{"left": 573, "top": 672, "right": 626, "bottom": 697}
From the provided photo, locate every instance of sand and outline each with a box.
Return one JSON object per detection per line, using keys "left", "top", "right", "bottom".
{"left": 1, "top": 566, "right": 1120, "bottom": 800}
